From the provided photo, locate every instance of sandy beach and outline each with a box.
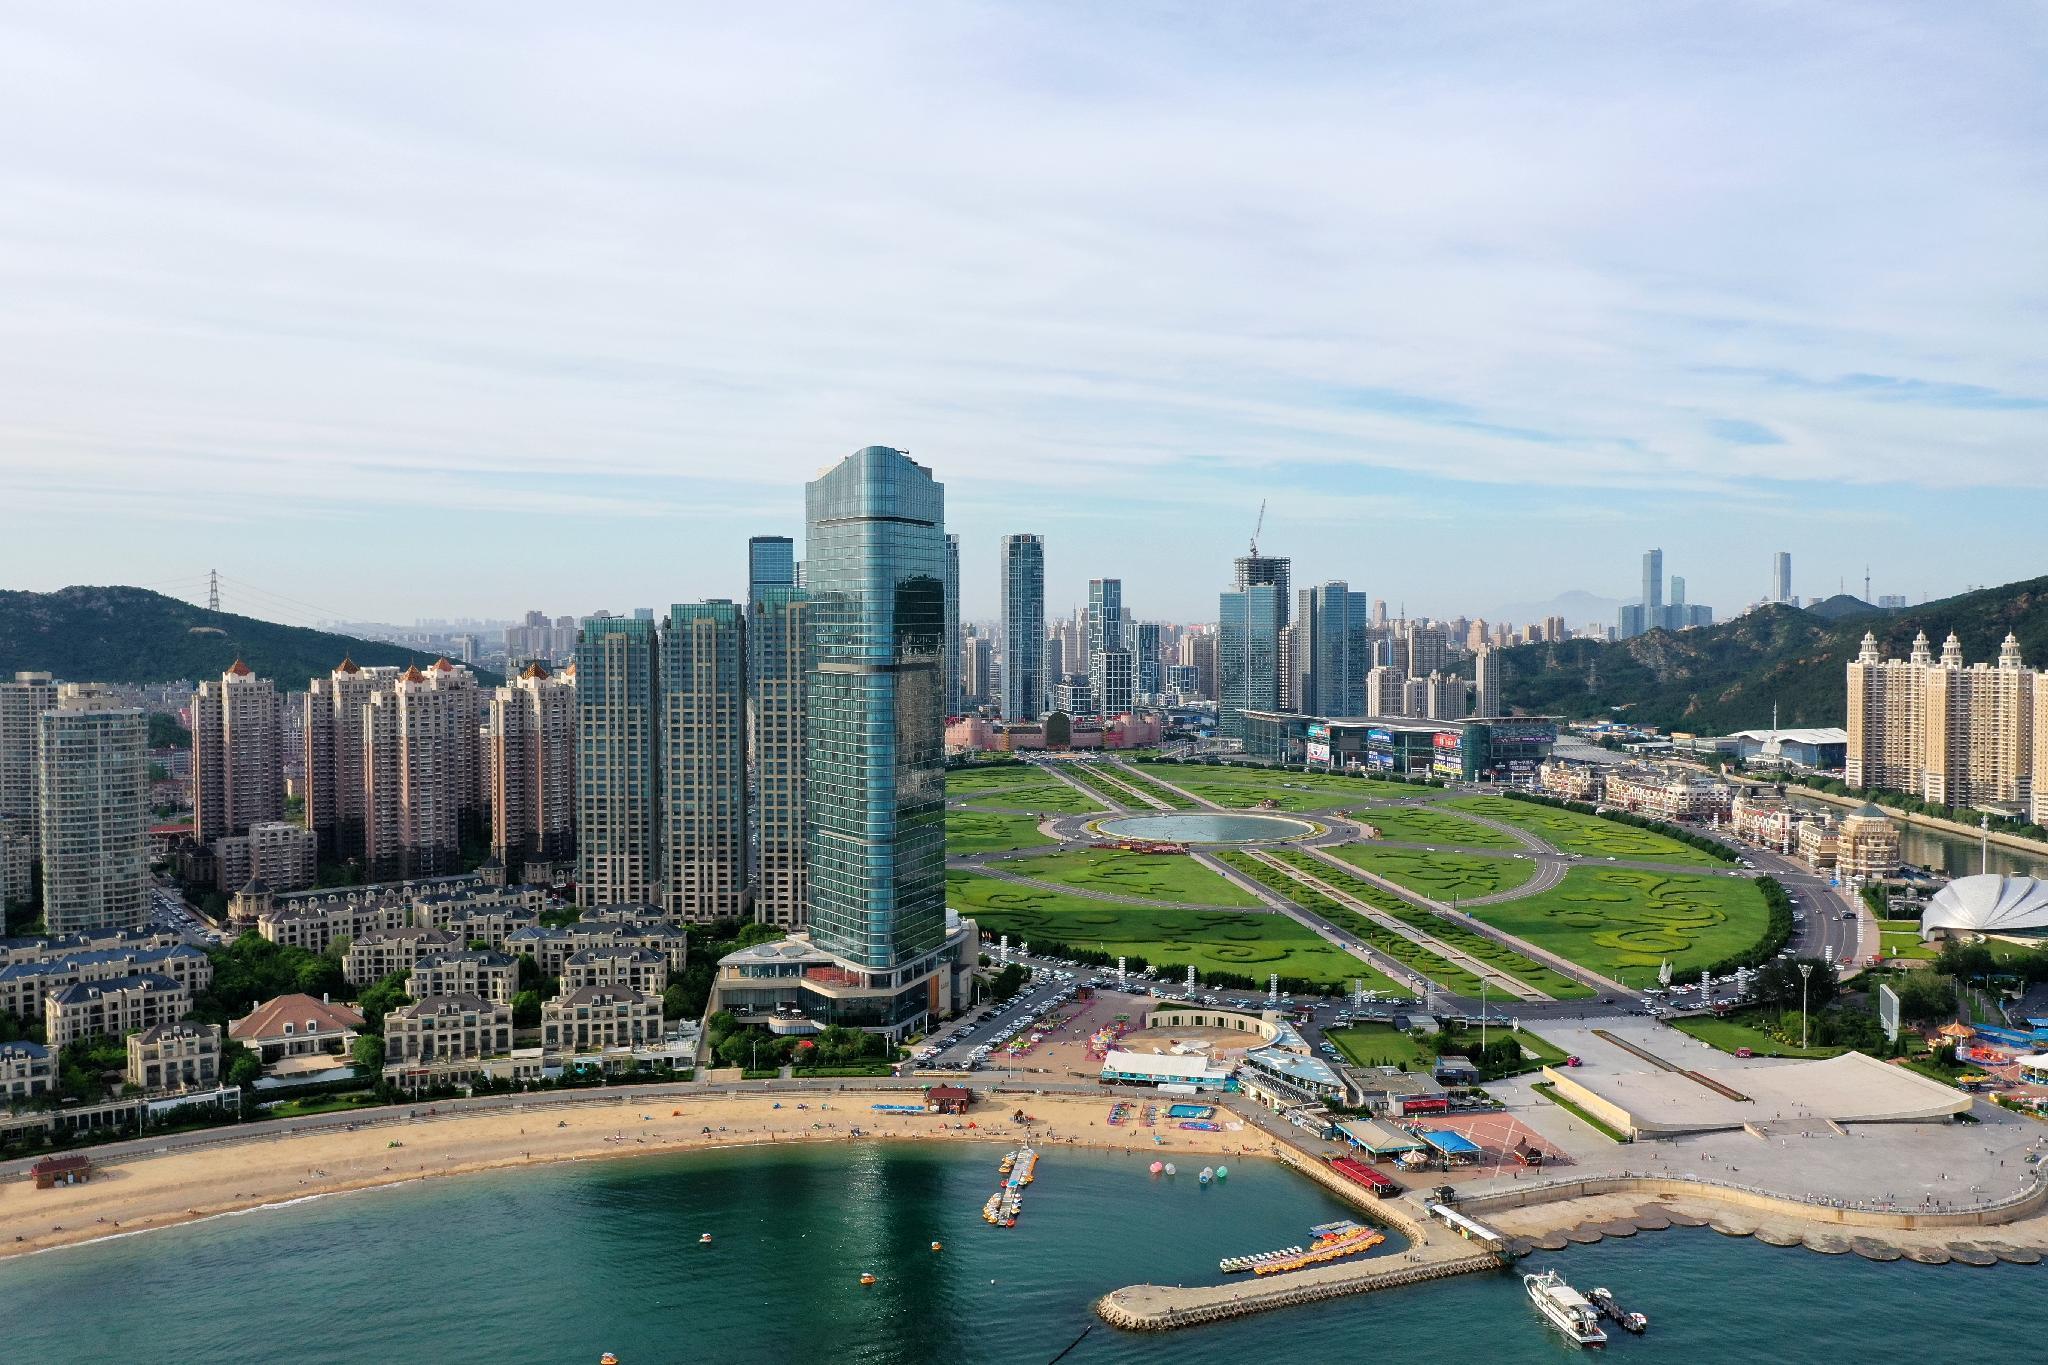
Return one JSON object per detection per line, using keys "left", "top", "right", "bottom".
{"left": 0, "top": 1090, "right": 1277, "bottom": 1261}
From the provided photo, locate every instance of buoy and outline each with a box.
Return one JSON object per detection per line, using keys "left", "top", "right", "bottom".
{"left": 1149, "top": 1160, "right": 1163, "bottom": 1175}
{"left": 1216, "top": 1165, "right": 1228, "bottom": 1179}
{"left": 931, "top": 1241, "right": 943, "bottom": 1252}
{"left": 860, "top": 1272, "right": 877, "bottom": 1286}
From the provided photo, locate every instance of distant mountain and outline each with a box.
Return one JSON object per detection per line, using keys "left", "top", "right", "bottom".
{"left": 1487, "top": 589, "right": 1624, "bottom": 629}
{"left": 0, "top": 586, "right": 501, "bottom": 691}
{"left": 1498, "top": 573, "right": 2048, "bottom": 734}
{"left": 1802, "top": 593, "right": 1885, "bottom": 622}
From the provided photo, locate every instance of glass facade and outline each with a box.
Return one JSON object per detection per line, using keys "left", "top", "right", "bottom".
{"left": 944, "top": 533, "right": 961, "bottom": 718}
{"left": 1218, "top": 583, "right": 1284, "bottom": 742}
{"left": 747, "top": 536, "right": 796, "bottom": 603}
{"left": 999, "top": 534, "right": 1044, "bottom": 721}
{"left": 804, "top": 447, "right": 948, "bottom": 969}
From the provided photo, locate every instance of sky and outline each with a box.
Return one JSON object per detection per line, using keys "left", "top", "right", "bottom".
{"left": 1, "top": 2, "right": 2044, "bottom": 629}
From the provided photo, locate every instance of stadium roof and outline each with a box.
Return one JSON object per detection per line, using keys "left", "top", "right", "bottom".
{"left": 1921, "top": 875, "right": 2048, "bottom": 941}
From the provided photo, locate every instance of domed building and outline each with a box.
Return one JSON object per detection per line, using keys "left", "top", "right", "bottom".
{"left": 1919, "top": 874, "right": 2048, "bottom": 945}
{"left": 1835, "top": 803, "right": 1900, "bottom": 880}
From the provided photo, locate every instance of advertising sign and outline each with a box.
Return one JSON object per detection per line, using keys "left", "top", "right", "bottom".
{"left": 1306, "top": 741, "right": 1332, "bottom": 764}
{"left": 1366, "top": 728, "right": 1392, "bottom": 745}
{"left": 1367, "top": 750, "right": 1394, "bottom": 770}
{"left": 1433, "top": 731, "right": 1461, "bottom": 750}
{"left": 1307, "top": 723, "right": 1328, "bottom": 740}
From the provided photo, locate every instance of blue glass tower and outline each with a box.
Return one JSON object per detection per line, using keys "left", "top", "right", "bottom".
{"left": 804, "top": 446, "right": 947, "bottom": 969}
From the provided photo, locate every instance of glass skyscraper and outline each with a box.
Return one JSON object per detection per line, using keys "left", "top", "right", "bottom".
{"left": 804, "top": 446, "right": 948, "bottom": 969}
{"left": 748, "top": 536, "right": 796, "bottom": 603}
{"left": 999, "top": 534, "right": 1045, "bottom": 721}
{"left": 1219, "top": 552, "right": 1289, "bottom": 742}
{"left": 944, "top": 533, "right": 961, "bottom": 718}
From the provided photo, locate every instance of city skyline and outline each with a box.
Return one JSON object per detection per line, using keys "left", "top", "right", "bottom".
{"left": 3, "top": 5, "right": 2043, "bottom": 623}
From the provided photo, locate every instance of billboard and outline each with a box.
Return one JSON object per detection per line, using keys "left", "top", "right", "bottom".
{"left": 1877, "top": 983, "right": 1901, "bottom": 1044}
{"left": 1366, "top": 728, "right": 1392, "bottom": 745}
{"left": 1433, "top": 731, "right": 1461, "bottom": 751}
{"left": 1367, "top": 750, "right": 1394, "bottom": 770}
{"left": 1307, "top": 723, "right": 1329, "bottom": 740}
{"left": 1306, "top": 741, "right": 1332, "bottom": 764}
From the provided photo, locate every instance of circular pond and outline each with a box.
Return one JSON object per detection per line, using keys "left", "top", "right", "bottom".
{"left": 1095, "top": 812, "right": 1315, "bottom": 843}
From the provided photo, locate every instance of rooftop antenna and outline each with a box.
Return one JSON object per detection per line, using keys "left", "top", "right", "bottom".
{"left": 208, "top": 568, "right": 220, "bottom": 613}
{"left": 1864, "top": 566, "right": 1871, "bottom": 602}
{"left": 1249, "top": 499, "right": 1266, "bottom": 556}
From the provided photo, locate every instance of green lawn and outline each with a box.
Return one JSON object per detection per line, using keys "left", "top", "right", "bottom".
{"left": 947, "top": 810, "right": 1058, "bottom": 855}
{"left": 1328, "top": 1022, "right": 1439, "bottom": 1071}
{"left": 1216, "top": 852, "right": 1487, "bottom": 995}
{"left": 1130, "top": 761, "right": 1399, "bottom": 812}
{"left": 1095, "top": 763, "right": 1200, "bottom": 809}
{"left": 1669, "top": 1010, "right": 1850, "bottom": 1059}
{"left": 1532, "top": 1082, "right": 1632, "bottom": 1142}
{"left": 1445, "top": 795, "right": 1722, "bottom": 865}
{"left": 1471, "top": 866, "right": 1770, "bottom": 979}
{"left": 1350, "top": 804, "right": 1521, "bottom": 850}
{"left": 994, "top": 847, "right": 1258, "bottom": 906}
{"left": 946, "top": 765, "right": 1106, "bottom": 814}
{"left": 947, "top": 871, "right": 1390, "bottom": 989}
{"left": 1879, "top": 918, "right": 1938, "bottom": 961}
{"left": 1271, "top": 852, "right": 1592, "bottom": 999}
{"left": 1328, "top": 846, "right": 1537, "bottom": 902}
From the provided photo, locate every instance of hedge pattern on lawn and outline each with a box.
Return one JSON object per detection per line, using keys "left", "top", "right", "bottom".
{"left": 1212, "top": 852, "right": 1486, "bottom": 996}
{"left": 1349, "top": 804, "right": 1522, "bottom": 849}
{"left": 1328, "top": 846, "right": 1537, "bottom": 901}
{"left": 945, "top": 765, "right": 1107, "bottom": 814}
{"left": 1271, "top": 851, "right": 1592, "bottom": 999}
{"left": 1472, "top": 866, "right": 1770, "bottom": 976}
{"left": 1130, "top": 761, "right": 1402, "bottom": 812}
{"left": 946, "top": 810, "right": 1058, "bottom": 855}
{"left": 993, "top": 847, "right": 1258, "bottom": 906}
{"left": 1445, "top": 795, "right": 1722, "bottom": 865}
{"left": 1096, "top": 763, "right": 1200, "bottom": 809}
{"left": 947, "top": 870, "right": 1386, "bottom": 989}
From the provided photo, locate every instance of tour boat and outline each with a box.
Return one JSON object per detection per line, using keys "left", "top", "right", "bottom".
{"left": 698, "top": 1234, "right": 713, "bottom": 1245}
{"left": 860, "top": 1272, "right": 877, "bottom": 1286}
{"left": 600, "top": 1354, "right": 618, "bottom": 1365}
{"left": 1525, "top": 1269, "right": 1608, "bottom": 1347}
{"left": 931, "top": 1241, "right": 943, "bottom": 1252}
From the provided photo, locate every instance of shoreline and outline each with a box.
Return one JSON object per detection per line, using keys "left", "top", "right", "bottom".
{"left": 0, "top": 1090, "right": 1272, "bottom": 1263}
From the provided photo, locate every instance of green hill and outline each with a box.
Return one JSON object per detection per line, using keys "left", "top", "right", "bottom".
{"left": 0, "top": 586, "right": 501, "bottom": 689}
{"left": 1500, "top": 574, "right": 2048, "bottom": 734}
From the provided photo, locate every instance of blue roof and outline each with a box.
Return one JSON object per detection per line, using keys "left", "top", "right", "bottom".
{"left": 1246, "top": 1046, "right": 1344, "bottom": 1089}
{"left": 1417, "top": 1128, "right": 1482, "bottom": 1156}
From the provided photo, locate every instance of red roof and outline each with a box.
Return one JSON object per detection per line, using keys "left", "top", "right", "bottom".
{"left": 432, "top": 657, "right": 454, "bottom": 672}
{"left": 227, "top": 658, "right": 253, "bottom": 677}
{"left": 401, "top": 664, "right": 426, "bottom": 682}
{"left": 230, "top": 993, "right": 366, "bottom": 1042}
{"left": 519, "top": 662, "right": 551, "bottom": 680}
{"left": 336, "top": 657, "right": 360, "bottom": 674}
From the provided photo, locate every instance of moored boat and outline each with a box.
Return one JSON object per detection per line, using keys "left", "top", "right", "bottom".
{"left": 1589, "top": 1287, "right": 1648, "bottom": 1334}
{"left": 1525, "top": 1269, "right": 1607, "bottom": 1347}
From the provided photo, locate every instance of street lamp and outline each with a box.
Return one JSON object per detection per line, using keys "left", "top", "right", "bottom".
{"left": 1798, "top": 962, "right": 1814, "bottom": 1051}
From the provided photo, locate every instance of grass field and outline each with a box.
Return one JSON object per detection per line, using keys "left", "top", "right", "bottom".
{"left": 1130, "top": 762, "right": 1398, "bottom": 812}
{"left": 946, "top": 810, "right": 1058, "bottom": 855}
{"left": 1879, "top": 918, "right": 1939, "bottom": 961}
{"left": 993, "top": 847, "right": 1258, "bottom": 906}
{"left": 1096, "top": 763, "right": 1200, "bottom": 809}
{"left": 1350, "top": 804, "right": 1522, "bottom": 849}
{"left": 1445, "top": 795, "right": 1722, "bottom": 865}
{"left": 945, "top": 765, "right": 1106, "bottom": 814}
{"left": 1328, "top": 1021, "right": 1439, "bottom": 1071}
{"left": 947, "top": 870, "right": 1391, "bottom": 989}
{"left": 1327, "top": 846, "right": 1538, "bottom": 902}
{"left": 1215, "top": 852, "right": 1487, "bottom": 995}
{"left": 1472, "top": 865, "right": 1770, "bottom": 979}
{"left": 1271, "top": 851, "right": 1592, "bottom": 999}
{"left": 1669, "top": 1010, "right": 1849, "bottom": 1059}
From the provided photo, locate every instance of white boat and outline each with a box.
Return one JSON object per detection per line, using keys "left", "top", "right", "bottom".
{"left": 1525, "top": 1269, "right": 1608, "bottom": 1347}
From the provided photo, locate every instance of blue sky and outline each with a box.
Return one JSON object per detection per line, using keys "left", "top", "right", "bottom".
{"left": 1, "top": 2, "right": 2043, "bottom": 627}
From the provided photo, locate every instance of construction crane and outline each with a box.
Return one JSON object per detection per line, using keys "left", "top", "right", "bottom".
{"left": 1249, "top": 500, "right": 1266, "bottom": 556}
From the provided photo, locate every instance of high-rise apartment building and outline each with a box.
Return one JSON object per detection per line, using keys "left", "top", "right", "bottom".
{"left": 38, "top": 684, "right": 149, "bottom": 933}
{"left": 1134, "top": 622, "right": 1162, "bottom": 698}
{"left": 1773, "top": 552, "right": 1793, "bottom": 604}
{"left": 191, "top": 661, "right": 284, "bottom": 845}
{"left": 662, "top": 601, "right": 747, "bottom": 921}
{"left": 1086, "top": 578, "right": 1123, "bottom": 655}
{"left": 1402, "top": 626, "right": 1447, "bottom": 681}
{"left": 944, "top": 533, "right": 962, "bottom": 718}
{"left": 1642, "top": 549, "right": 1664, "bottom": 617}
{"left": 488, "top": 662, "right": 577, "bottom": 882}
{"left": 999, "top": 534, "right": 1045, "bottom": 722}
{"left": 1178, "top": 632, "right": 1217, "bottom": 701}
{"left": 963, "top": 632, "right": 994, "bottom": 709}
{"left": 576, "top": 618, "right": 662, "bottom": 908}
{"left": 1219, "top": 550, "right": 1288, "bottom": 742}
{"left": 0, "top": 671, "right": 58, "bottom": 854}
{"left": 1847, "top": 630, "right": 2037, "bottom": 813}
{"left": 304, "top": 660, "right": 398, "bottom": 864}
{"left": 749, "top": 586, "right": 810, "bottom": 928}
{"left": 804, "top": 446, "right": 948, "bottom": 969}
{"left": 363, "top": 660, "right": 481, "bottom": 881}
{"left": 1092, "top": 648, "right": 1135, "bottom": 717}
{"left": 1366, "top": 665, "right": 1406, "bottom": 717}
{"left": 1475, "top": 644, "right": 1502, "bottom": 717}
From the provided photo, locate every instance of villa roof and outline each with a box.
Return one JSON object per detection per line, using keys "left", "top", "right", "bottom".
{"left": 230, "top": 993, "right": 366, "bottom": 1041}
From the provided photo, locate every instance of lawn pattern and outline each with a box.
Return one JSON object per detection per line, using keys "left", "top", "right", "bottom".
{"left": 946, "top": 871, "right": 1392, "bottom": 989}
{"left": 1349, "top": 804, "right": 1521, "bottom": 849}
{"left": 1129, "top": 762, "right": 1402, "bottom": 811}
{"left": 1473, "top": 866, "right": 1769, "bottom": 977}
{"left": 1273, "top": 851, "right": 1591, "bottom": 999}
{"left": 994, "top": 848, "right": 1257, "bottom": 906}
{"left": 945, "top": 765, "right": 1106, "bottom": 814}
{"left": 947, "top": 810, "right": 1058, "bottom": 855}
{"left": 1445, "top": 795, "right": 1721, "bottom": 865}
{"left": 1328, "top": 846, "right": 1537, "bottom": 902}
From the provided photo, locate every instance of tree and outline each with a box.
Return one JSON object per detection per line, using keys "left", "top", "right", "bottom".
{"left": 511, "top": 989, "right": 543, "bottom": 1029}
{"left": 191, "top": 931, "right": 347, "bottom": 1024}
{"left": 1894, "top": 972, "right": 1959, "bottom": 1024}
{"left": 223, "top": 1039, "right": 263, "bottom": 1088}
{"left": 517, "top": 953, "right": 544, "bottom": 991}
{"left": 350, "top": 1034, "right": 385, "bottom": 1075}
{"left": 1750, "top": 958, "right": 1838, "bottom": 1012}
{"left": 356, "top": 972, "right": 413, "bottom": 1034}
{"left": 988, "top": 963, "right": 1029, "bottom": 1004}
